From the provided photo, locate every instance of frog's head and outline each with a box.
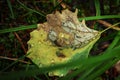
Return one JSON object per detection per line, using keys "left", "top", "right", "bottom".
{"left": 47, "top": 9, "right": 99, "bottom": 48}
{"left": 46, "top": 9, "right": 79, "bottom": 26}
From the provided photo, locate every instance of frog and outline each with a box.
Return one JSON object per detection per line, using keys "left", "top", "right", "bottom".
{"left": 46, "top": 9, "right": 98, "bottom": 48}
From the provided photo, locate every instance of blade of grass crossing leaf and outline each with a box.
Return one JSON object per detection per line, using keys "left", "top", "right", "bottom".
{"left": 80, "top": 23, "right": 120, "bottom": 80}
{"left": 94, "top": 0, "right": 101, "bottom": 16}
{"left": 81, "top": 60, "right": 116, "bottom": 80}
{"left": 78, "top": 63, "right": 102, "bottom": 80}
{"left": 0, "top": 24, "right": 37, "bottom": 34}
{"left": 0, "top": 16, "right": 119, "bottom": 34}
{"left": 0, "top": 45, "right": 120, "bottom": 80}
{"left": 7, "top": 0, "right": 15, "bottom": 19}
{"left": 0, "top": 46, "right": 120, "bottom": 80}
{"left": 66, "top": 64, "right": 100, "bottom": 80}
{"left": 59, "top": 60, "right": 103, "bottom": 80}
{"left": 79, "top": 54, "right": 120, "bottom": 79}
{"left": 84, "top": 58, "right": 119, "bottom": 80}
{"left": 60, "top": 45, "right": 120, "bottom": 80}
{"left": 0, "top": 63, "right": 67, "bottom": 80}
{"left": 78, "top": 55, "right": 119, "bottom": 80}
{"left": 81, "top": 45, "right": 120, "bottom": 80}
{"left": 58, "top": 65, "right": 83, "bottom": 80}
{"left": 60, "top": 52, "right": 115, "bottom": 80}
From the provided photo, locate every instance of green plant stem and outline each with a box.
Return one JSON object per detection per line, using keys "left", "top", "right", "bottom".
{"left": 0, "top": 15, "right": 119, "bottom": 34}
{"left": 34, "top": 76, "right": 42, "bottom": 80}
{"left": 84, "top": 58, "right": 120, "bottom": 80}
{"left": 7, "top": 0, "right": 15, "bottom": 19}
{"left": 106, "top": 31, "right": 120, "bottom": 51}
{"left": 78, "top": 63, "right": 102, "bottom": 80}
{"left": 0, "top": 45, "right": 120, "bottom": 80}
{"left": 0, "top": 24, "right": 37, "bottom": 34}
{"left": 79, "top": 15, "right": 120, "bottom": 21}
{"left": 17, "top": 0, "right": 45, "bottom": 17}
{"left": 94, "top": 0, "right": 101, "bottom": 16}
{"left": 100, "top": 22, "right": 120, "bottom": 34}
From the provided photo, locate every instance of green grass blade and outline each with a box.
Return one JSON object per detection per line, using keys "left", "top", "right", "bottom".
{"left": 17, "top": 0, "right": 45, "bottom": 17}
{"left": 94, "top": 0, "right": 101, "bottom": 16}
{"left": 0, "top": 24, "right": 37, "bottom": 34}
{"left": 59, "top": 45, "right": 120, "bottom": 80}
{"left": 0, "top": 45, "right": 120, "bottom": 80}
{"left": 78, "top": 64, "right": 102, "bottom": 80}
{"left": 0, "top": 15, "right": 119, "bottom": 34}
{"left": 106, "top": 31, "right": 120, "bottom": 51}
{"left": 34, "top": 76, "right": 42, "bottom": 80}
{"left": 84, "top": 58, "right": 119, "bottom": 80}
{"left": 7, "top": 0, "right": 15, "bottom": 19}
{"left": 78, "top": 39, "right": 120, "bottom": 80}
{"left": 79, "top": 15, "right": 120, "bottom": 21}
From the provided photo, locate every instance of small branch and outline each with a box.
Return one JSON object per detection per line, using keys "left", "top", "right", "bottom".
{"left": 97, "top": 20, "right": 120, "bottom": 30}
{"left": 0, "top": 56, "right": 30, "bottom": 64}
{"left": 14, "top": 32, "right": 27, "bottom": 54}
{"left": 9, "top": 24, "right": 27, "bottom": 54}
{"left": 57, "top": 0, "right": 71, "bottom": 9}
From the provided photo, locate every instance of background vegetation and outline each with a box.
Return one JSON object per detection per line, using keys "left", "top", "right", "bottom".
{"left": 0, "top": 0, "right": 120, "bottom": 80}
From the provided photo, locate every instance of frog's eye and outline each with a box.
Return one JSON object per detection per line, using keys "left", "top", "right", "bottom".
{"left": 62, "top": 22, "right": 71, "bottom": 33}
{"left": 62, "top": 22, "right": 68, "bottom": 27}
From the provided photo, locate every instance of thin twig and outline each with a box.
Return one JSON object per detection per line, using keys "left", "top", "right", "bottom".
{"left": 0, "top": 56, "right": 30, "bottom": 64}
{"left": 57, "top": 0, "right": 71, "bottom": 9}
{"left": 97, "top": 20, "right": 120, "bottom": 30}
{"left": 9, "top": 24, "right": 27, "bottom": 54}
{"left": 14, "top": 32, "right": 27, "bottom": 54}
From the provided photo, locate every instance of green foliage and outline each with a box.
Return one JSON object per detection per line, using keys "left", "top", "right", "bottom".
{"left": 0, "top": 41, "right": 120, "bottom": 80}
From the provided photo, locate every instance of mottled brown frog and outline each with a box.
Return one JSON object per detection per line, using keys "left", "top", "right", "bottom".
{"left": 38, "top": 9, "right": 98, "bottom": 48}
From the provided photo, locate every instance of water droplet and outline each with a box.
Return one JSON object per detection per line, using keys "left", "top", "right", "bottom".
{"left": 39, "top": 63, "right": 43, "bottom": 67}
{"left": 31, "top": 44, "right": 34, "bottom": 47}
{"left": 38, "top": 41, "right": 41, "bottom": 44}
{"left": 51, "top": 59, "right": 55, "bottom": 63}
{"left": 60, "top": 74, "right": 64, "bottom": 76}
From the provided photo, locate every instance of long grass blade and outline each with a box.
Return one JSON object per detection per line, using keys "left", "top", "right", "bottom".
{"left": 79, "top": 15, "right": 120, "bottom": 21}
{"left": 7, "top": 0, "right": 15, "bottom": 19}
{"left": 94, "top": 0, "right": 101, "bottom": 16}
{"left": 17, "top": 0, "right": 45, "bottom": 17}
{"left": 0, "top": 24, "right": 37, "bottom": 34}
{"left": 106, "top": 31, "right": 120, "bottom": 51}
